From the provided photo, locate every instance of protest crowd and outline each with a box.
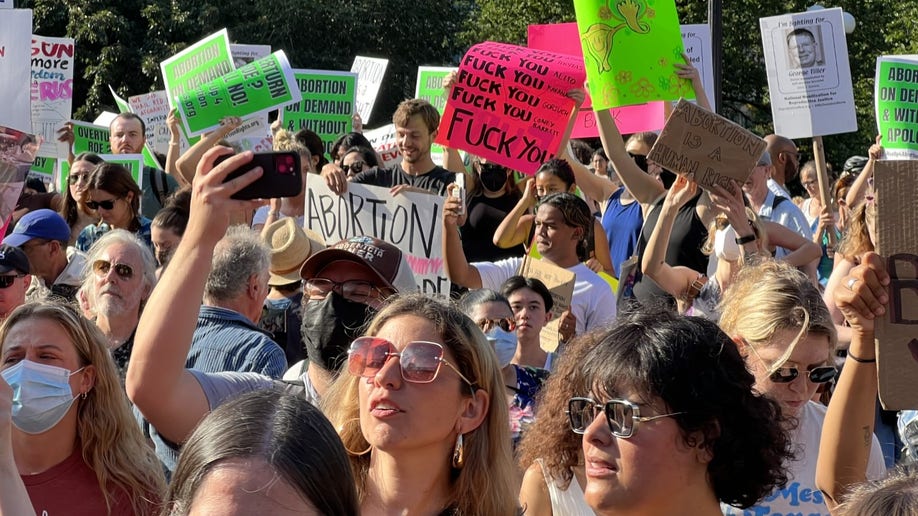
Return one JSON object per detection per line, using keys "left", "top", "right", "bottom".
{"left": 2, "top": 2, "right": 918, "bottom": 516}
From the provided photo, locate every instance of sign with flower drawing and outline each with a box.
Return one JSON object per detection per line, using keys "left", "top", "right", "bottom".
{"left": 573, "top": 0, "right": 690, "bottom": 109}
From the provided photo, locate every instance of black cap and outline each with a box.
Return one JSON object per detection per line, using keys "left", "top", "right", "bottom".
{"left": 0, "top": 245, "right": 30, "bottom": 275}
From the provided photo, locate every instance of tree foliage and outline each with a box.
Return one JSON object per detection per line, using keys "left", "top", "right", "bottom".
{"left": 19, "top": 0, "right": 918, "bottom": 169}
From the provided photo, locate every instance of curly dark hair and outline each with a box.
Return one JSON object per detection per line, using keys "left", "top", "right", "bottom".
{"left": 537, "top": 192, "right": 594, "bottom": 262}
{"left": 516, "top": 331, "right": 602, "bottom": 489}
{"left": 573, "top": 309, "right": 793, "bottom": 509}
{"left": 535, "top": 158, "right": 575, "bottom": 190}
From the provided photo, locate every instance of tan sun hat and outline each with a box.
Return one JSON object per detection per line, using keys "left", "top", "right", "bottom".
{"left": 263, "top": 218, "right": 325, "bottom": 286}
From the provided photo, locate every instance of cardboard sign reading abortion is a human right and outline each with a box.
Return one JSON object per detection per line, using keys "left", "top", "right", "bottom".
{"left": 647, "top": 99, "right": 766, "bottom": 193}
{"left": 874, "top": 160, "right": 918, "bottom": 410}
{"left": 436, "top": 41, "right": 586, "bottom": 175}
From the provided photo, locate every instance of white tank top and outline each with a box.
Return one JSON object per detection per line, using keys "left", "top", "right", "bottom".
{"left": 536, "top": 459, "right": 596, "bottom": 515}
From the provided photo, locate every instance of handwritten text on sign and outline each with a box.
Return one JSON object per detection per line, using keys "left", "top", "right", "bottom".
{"left": 436, "top": 42, "right": 586, "bottom": 175}
{"left": 305, "top": 180, "right": 449, "bottom": 295}
{"left": 648, "top": 100, "right": 765, "bottom": 193}
{"left": 31, "top": 35, "right": 74, "bottom": 158}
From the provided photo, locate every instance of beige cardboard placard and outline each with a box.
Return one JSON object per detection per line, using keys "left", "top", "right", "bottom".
{"left": 874, "top": 160, "right": 918, "bottom": 410}
{"left": 647, "top": 99, "right": 766, "bottom": 193}
{"left": 518, "top": 256, "right": 575, "bottom": 353}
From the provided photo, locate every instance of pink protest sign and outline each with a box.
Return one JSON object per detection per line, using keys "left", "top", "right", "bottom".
{"left": 528, "top": 22, "right": 666, "bottom": 137}
{"left": 436, "top": 42, "right": 586, "bottom": 175}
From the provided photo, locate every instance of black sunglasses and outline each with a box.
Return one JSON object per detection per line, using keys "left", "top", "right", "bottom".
{"left": 92, "top": 259, "right": 134, "bottom": 280}
{"left": 343, "top": 161, "right": 365, "bottom": 175}
{"left": 769, "top": 365, "right": 837, "bottom": 384}
{"left": 85, "top": 198, "right": 119, "bottom": 210}
{"left": 0, "top": 275, "right": 24, "bottom": 289}
{"left": 628, "top": 152, "right": 648, "bottom": 172}
{"left": 67, "top": 173, "right": 89, "bottom": 185}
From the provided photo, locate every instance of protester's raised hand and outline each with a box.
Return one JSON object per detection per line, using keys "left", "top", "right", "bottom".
{"left": 219, "top": 116, "right": 243, "bottom": 130}
{"left": 270, "top": 119, "right": 282, "bottom": 135}
{"left": 674, "top": 53, "right": 701, "bottom": 82}
{"left": 0, "top": 376, "right": 12, "bottom": 446}
{"left": 56, "top": 122, "right": 74, "bottom": 145}
{"left": 187, "top": 147, "right": 266, "bottom": 245}
{"left": 442, "top": 71, "right": 459, "bottom": 92}
{"left": 710, "top": 180, "right": 747, "bottom": 227}
{"left": 443, "top": 184, "right": 465, "bottom": 227}
{"left": 868, "top": 135, "right": 884, "bottom": 160}
{"left": 521, "top": 177, "right": 538, "bottom": 206}
{"left": 834, "top": 252, "right": 890, "bottom": 334}
{"left": 817, "top": 206, "right": 836, "bottom": 230}
{"left": 390, "top": 184, "right": 427, "bottom": 197}
{"left": 558, "top": 309, "right": 577, "bottom": 343}
{"left": 664, "top": 173, "right": 697, "bottom": 209}
{"left": 167, "top": 108, "right": 181, "bottom": 136}
{"left": 566, "top": 88, "right": 586, "bottom": 107}
{"left": 320, "top": 162, "right": 348, "bottom": 195}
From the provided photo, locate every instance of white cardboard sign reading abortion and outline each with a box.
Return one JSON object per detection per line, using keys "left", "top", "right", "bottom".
{"left": 351, "top": 56, "right": 388, "bottom": 122}
{"left": 760, "top": 8, "right": 857, "bottom": 139}
{"left": 305, "top": 179, "right": 448, "bottom": 296}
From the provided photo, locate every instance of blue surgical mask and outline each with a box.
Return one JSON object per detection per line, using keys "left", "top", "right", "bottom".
{"left": 1, "top": 360, "right": 84, "bottom": 434}
{"left": 485, "top": 327, "right": 518, "bottom": 368}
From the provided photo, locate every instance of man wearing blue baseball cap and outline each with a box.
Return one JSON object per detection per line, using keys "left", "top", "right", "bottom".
{"left": 0, "top": 244, "right": 31, "bottom": 319}
{"left": 3, "top": 209, "right": 87, "bottom": 302}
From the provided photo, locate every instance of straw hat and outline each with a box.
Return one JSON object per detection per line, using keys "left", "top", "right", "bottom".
{"left": 263, "top": 218, "right": 324, "bottom": 286}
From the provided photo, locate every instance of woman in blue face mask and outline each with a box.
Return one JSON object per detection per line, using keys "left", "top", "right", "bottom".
{"left": 459, "top": 288, "right": 549, "bottom": 450}
{"left": 0, "top": 302, "right": 165, "bottom": 515}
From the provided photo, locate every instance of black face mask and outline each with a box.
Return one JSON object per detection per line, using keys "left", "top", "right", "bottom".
{"left": 479, "top": 164, "right": 508, "bottom": 192}
{"left": 301, "top": 293, "right": 375, "bottom": 372}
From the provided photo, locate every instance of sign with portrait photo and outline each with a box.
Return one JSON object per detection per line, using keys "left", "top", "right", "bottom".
{"left": 760, "top": 8, "right": 857, "bottom": 139}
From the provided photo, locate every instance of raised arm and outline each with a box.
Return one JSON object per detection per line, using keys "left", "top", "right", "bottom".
{"left": 174, "top": 117, "right": 243, "bottom": 185}
{"left": 642, "top": 175, "right": 701, "bottom": 298}
{"left": 674, "top": 53, "right": 712, "bottom": 112}
{"left": 763, "top": 220, "right": 822, "bottom": 268}
{"left": 845, "top": 135, "right": 882, "bottom": 209}
{"left": 557, "top": 90, "right": 617, "bottom": 203}
{"left": 816, "top": 252, "right": 889, "bottom": 510}
{"left": 0, "top": 378, "right": 36, "bottom": 516}
{"left": 127, "top": 147, "right": 265, "bottom": 444}
{"left": 595, "top": 109, "right": 665, "bottom": 205}
{"left": 443, "top": 184, "right": 483, "bottom": 289}
{"left": 164, "top": 109, "right": 188, "bottom": 187}
{"left": 493, "top": 178, "right": 537, "bottom": 249}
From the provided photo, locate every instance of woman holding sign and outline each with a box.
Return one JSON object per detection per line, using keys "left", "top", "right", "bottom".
{"left": 719, "top": 260, "right": 885, "bottom": 516}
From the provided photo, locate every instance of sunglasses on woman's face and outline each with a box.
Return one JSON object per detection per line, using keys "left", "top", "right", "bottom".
{"left": 347, "top": 336, "right": 477, "bottom": 390}
{"left": 92, "top": 259, "right": 134, "bottom": 280}
{"left": 85, "top": 198, "right": 118, "bottom": 211}
{"left": 768, "top": 365, "right": 836, "bottom": 384}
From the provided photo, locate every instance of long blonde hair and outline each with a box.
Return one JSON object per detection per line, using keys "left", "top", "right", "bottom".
{"left": 718, "top": 260, "right": 836, "bottom": 372}
{"left": 322, "top": 293, "right": 518, "bottom": 515}
{"left": 0, "top": 302, "right": 165, "bottom": 514}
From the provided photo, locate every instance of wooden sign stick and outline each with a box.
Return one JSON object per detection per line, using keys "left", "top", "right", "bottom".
{"left": 812, "top": 136, "right": 837, "bottom": 247}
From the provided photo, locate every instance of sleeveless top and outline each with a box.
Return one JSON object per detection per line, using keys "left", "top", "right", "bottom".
{"left": 536, "top": 459, "right": 595, "bottom": 516}
{"left": 631, "top": 192, "right": 709, "bottom": 309}
{"left": 601, "top": 187, "right": 643, "bottom": 279}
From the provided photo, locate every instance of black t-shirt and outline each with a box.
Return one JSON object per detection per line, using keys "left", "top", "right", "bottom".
{"left": 631, "top": 192, "right": 709, "bottom": 309}
{"left": 352, "top": 164, "right": 455, "bottom": 196}
{"left": 461, "top": 192, "right": 525, "bottom": 263}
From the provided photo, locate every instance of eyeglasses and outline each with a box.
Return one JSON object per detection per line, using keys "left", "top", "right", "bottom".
{"left": 628, "top": 152, "right": 648, "bottom": 172}
{"left": 567, "top": 397, "right": 685, "bottom": 438}
{"left": 85, "top": 198, "right": 119, "bottom": 211}
{"left": 0, "top": 275, "right": 24, "bottom": 289}
{"left": 343, "top": 161, "right": 366, "bottom": 175}
{"left": 348, "top": 337, "right": 477, "bottom": 391}
{"left": 305, "top": 278, "right": 387, "bottom": 304}
{"left": 477, "top": 317, "right": 516, "bottom": 332}
{"left": 92, "top": 259, "right": 134, "bottom": 280}
{"left": 67, "top": 173, "right": 89, "bottom": 185}
{"left": 747, "top": 342, "right": 835, "bottom": 384}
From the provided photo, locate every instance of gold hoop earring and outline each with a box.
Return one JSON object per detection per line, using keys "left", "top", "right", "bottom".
{"left": 452, "top": 433, "right": 465, "bottom": 469}
{"left": 337, "top": 418, "right": 372, "bottom": 456}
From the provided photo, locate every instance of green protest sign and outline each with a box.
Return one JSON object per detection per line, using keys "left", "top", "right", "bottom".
{"left": 109, "top": 85, "right": 162, "bottom": 169}
{"left": 573, "top": 0, "right": 690, "bottom": 109}
{"left": 876, "top": 56, "right": 918, "bottom": 160}
{"left": 415, "top": 67, "right": 456, "bottom": 165}
{"left": 70, "top": 120, "right": 111, "bottom": 155}
{"left": 280, "top": 69, "right": 356, "bottom": 159}
{"left": 57, "top": 160, "right": 70, "bottom": 193}
{"left": 176, "top": 51, "right": 301, "bottom": 137}
{"left": 29, "top": 156, "right": 56, "bottom": 187}
{"left": 160, "top": 29, "right": 234, "bottom": 109}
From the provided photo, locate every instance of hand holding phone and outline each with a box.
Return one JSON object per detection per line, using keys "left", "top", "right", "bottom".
{"left": 216, "top": 151, "right": 302, "bottom": 200}
{"left": 453, "top": 173, "right": 466, "bottom": 216}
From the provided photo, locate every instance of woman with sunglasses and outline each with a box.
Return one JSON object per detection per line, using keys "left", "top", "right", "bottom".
{"left": 719, "top": 260, "right": 885, "bottom": 516}
{"left": 76, "top": 163, "right": 152, "bottom": 252}
{"left": 459, "top": 288, "right": 549, "bottom": 449}
{"left": 569, "top": 309, "right": 791, "bottom": 515}
{"left": 323, "top": 293, "right": 520, "bottom": 515}
{"left": 340, "top": 145, "right": 377, "bottom": 179}
{"left": 58, "top": 152, "right": 102, "bottom": 245}
{"left": 0, "top": 301, "right": 165, "bottom": 515}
